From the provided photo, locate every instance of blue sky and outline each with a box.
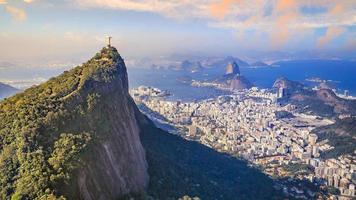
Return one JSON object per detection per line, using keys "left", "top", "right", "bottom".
{"left": 0, "top": 0, "right": 355, "bottom": 67}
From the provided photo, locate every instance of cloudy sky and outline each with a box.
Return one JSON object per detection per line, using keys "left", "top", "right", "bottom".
{"left": 0, "top": 0, "right": 355, "bottom": 67}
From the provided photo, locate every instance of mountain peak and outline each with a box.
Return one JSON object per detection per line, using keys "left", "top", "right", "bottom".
{"left": 96, "top": 46, "right": 121, "bottom": 60}
{"left": 74, "top": 46, "right": 130, "bottom": 94}
{"left": 0, "top": 46, "right": 148, "bottom": 199}
{"left": 225, "top": 61, "right": 240, "bottom": 75}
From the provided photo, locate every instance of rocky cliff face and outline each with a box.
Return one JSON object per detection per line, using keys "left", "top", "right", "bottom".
{"left": 0, "top": 46, "right": 148, "bottom": 199}
{"left": 213, "top": 62, "right": 252, "bottom": 90}
{"left": 70, "top": 47, "right": 149, "bottom": 199}
{"left": 225, "top": 62, "right": 240, "bottom": 75}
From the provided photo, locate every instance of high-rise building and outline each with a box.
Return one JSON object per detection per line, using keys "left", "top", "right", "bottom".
{"left": 344, "top": 90, "right": 349, "bottom": 97}
{"left": 328, "top": 176, "right": 334, "bottom": 186}
{"left": 312, "top": 145, "right": 319, "bottom": 157}
{"left": 349, "top": 184, "right": 355, "bottom": 196}
{"left": 277, "top": 87, "right": 285, "bottom": 98}
{"left": 333, "top": 175, "right": 340, "bottom": 188}
{"left": 188, "top": 125, "right": 197, "bottom": 137}
{"left": 308, "top": 134, "right": 318, "bottom": 145}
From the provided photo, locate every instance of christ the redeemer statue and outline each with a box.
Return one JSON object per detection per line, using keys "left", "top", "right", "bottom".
{"left": 107, "top": 36, "right": 112, "bottom": 47}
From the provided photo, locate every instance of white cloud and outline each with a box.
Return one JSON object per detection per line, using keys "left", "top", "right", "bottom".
{"left": 72, "top": 0, "right": 356, "bottom": 27}
{"left": 72, "top": 0, "right": 212, "bottom": 19}
{"left": 72, "top": 0, "right": 356, "bottom": 48}
{"left": 5, "top": 5, "right": 27, "bottom": 21}
{"left": 317, "top": 26, "right": 346, "bottom": 48}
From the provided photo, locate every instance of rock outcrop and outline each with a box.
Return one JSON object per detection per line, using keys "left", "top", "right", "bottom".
{"left": 0, "top": 46, "right": 148, "bottom": 199}
{"left": 214, "top": 62, "right": 253, "bottom": 90}
{"left": 72, "top": 47, "right": 149, "bottom": 199}
{"left": 225, "top": 61, "right": 240, "bottom": 75}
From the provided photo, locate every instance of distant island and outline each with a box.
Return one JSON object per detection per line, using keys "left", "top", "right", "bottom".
{"left": 192, "top": 61, "right": 253, "bottom": 91}
{"left": 249, "top": 61, "right": 269, "bottom": 68}
{"left": 0, "top": 82, "right": 18, "bottom": 100}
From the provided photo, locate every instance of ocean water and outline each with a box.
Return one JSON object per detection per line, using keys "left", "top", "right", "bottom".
{"left": 128, "top": 68, "right": 231, "bottom": 101}
{"left": 242, "top": 60, "right": 356, "bottom": 95}
{"left": 128, "top": 59, "right": 356, "bottom": 101}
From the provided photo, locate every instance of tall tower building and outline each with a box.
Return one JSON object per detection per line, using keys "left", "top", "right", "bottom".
{"left": 308, "top": 134, "right": 318, "bottom": 145}
{"left": 277, "top": 87, "right": 285, "bottom": 98}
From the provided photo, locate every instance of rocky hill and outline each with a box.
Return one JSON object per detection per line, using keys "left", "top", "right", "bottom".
{"left": 0, "top": 46, "right": 148, "bottom": 199}
{"left": 225, "top": 61, "right": 240, "bottom": 75}
{"left": 214, "top": 62, "right": 253, "bottom": 90}
{"left": 0, "top": 46, "right": 282, "bottom": 200}
{"left": 273, "top": 77, "right": 304, "bottom": 94}
{"left": 0, "top": 82, "right": 18, "bottom": 99}
{"left": 273, "top": 77, "right": 356, "bottom": 117}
